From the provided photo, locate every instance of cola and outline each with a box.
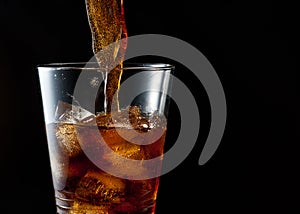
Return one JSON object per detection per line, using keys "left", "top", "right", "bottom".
{"left": 46, "top": 106, "right": 167, "bottom": 214}
{"left": 86, "top": 0, "right": 128, "bottom": 113}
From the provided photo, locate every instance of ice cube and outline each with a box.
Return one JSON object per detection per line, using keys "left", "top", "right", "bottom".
{"left": 49, "top": 147, "right": 69, "bottom": 191}
{"left": 102, "top": 150, "right": 149, "bottom": 178}
{"left": 55, "top": 101, "right": 95, "bottom": 124}
{"left": 128, "top": 106, "right": 140, "bottom": 126}
{"left": 75, "top": 171, "right": 125, "bottom": 204}
{"left": 100, "top": 128, "right": 142, "bottom": 159}
{"left": 55, "top": 123, "right": 82, "bottom": 158}
{"left": 46, "top": 123, "right": 69, "bottom": 190}
{"left": 96, "top": 106, "right": 142, "bottom": 129}
{"left": 98, "top": 127, "right": 150, "bottom": 178}
{"left": 50, "top": 155, "right": 68, "bottom": 190}
{"left": 117, "top": 105, "right": 141, "bottom": 128}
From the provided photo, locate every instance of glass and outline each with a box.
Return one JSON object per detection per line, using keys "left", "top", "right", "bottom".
{"left": 38, "top": 62, "right": 174, "bottom": 214}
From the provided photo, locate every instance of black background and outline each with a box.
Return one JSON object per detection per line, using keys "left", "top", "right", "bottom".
{"left": 0, "top": 0, "right": 298, "bottom": 213}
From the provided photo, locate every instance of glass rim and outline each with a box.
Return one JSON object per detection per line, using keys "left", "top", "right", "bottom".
{"left": 37, "top": 62, "right": 175, "bottom": 71}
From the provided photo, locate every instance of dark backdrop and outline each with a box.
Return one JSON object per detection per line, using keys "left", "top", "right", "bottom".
{"left": 0, "top": 0, "right": 298, "bottom": 213}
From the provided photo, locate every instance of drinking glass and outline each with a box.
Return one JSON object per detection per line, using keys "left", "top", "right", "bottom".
{"left": 38, "top": 62, "right": 174, "bottom": 214}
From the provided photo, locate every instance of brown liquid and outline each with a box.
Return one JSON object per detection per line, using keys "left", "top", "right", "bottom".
{"left": 86, "top": 0, "right": 128, "bottom": 113}
{"left": 46, "top": 108, "right": 167, "bottom": 213}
